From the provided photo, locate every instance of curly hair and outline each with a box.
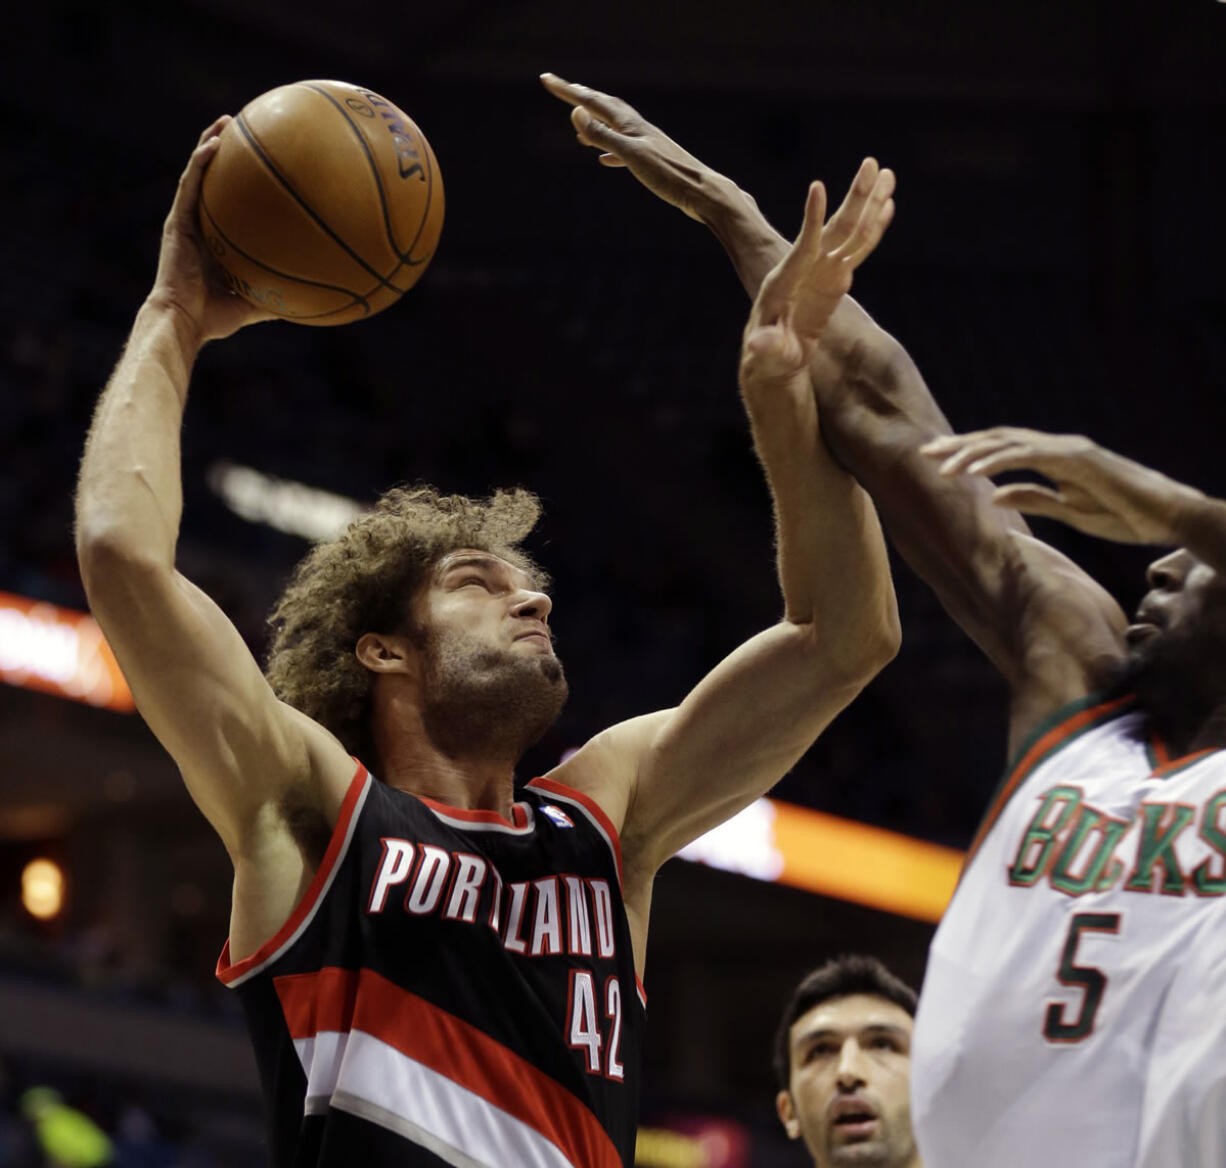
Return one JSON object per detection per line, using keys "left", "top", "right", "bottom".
{"left": 265, "top": 485, "right": 547, "bottom": 768}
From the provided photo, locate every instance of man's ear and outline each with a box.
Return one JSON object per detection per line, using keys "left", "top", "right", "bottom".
{"left": 776, "top": 1088, "right": 801, "bottom": 1141}
{"left": 355, "top": 632, "right": 416, "bottom": 674}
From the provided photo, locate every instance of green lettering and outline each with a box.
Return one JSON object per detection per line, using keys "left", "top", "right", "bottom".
{"left": 1192, "top": 790, "right": 1226, "bottom": 895}
{"left": 1008, "top": 786, "right": 1081, "bottom": 886}
{"left": 1050, "top": 805, "right": 1130, "bottom": 896}
{"left": 1125, "top": 803, "right": 1195, "bottom": 895}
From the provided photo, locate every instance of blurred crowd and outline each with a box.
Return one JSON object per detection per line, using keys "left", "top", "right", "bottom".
{"left": 0, "top": 1071, "right": 262, "bottom": 1168}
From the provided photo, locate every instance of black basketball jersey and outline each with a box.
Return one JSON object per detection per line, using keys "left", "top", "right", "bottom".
{"left": 216, "top": 761, "right": 645, "bottom": 1168}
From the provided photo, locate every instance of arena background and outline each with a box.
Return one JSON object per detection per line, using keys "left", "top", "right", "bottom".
{"left": 2, "top": 0, "right": 1224, "bottom": 1163}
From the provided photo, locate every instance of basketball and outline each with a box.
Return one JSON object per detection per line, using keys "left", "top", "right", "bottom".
{"left": 197, "top": 80, "right": 444, "bottom": 326}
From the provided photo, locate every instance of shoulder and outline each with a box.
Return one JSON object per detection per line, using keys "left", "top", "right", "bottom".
{"left": 541, "top": 711, "right": 675, "bottom": 839}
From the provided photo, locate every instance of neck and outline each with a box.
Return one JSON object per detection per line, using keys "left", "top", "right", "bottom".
{"left": 372, "top": 685, "right": 520, "bottom": 817}
{"left": 1150, "top": 700, "right": 1226, "bottom": 758}
{"left": 1119, "top": 645, "right": 1226, "bottom": 758}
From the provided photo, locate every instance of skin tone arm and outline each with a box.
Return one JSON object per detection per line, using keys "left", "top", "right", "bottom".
{"left": 553, "top": 173, "right": 901, "bottom": 972}
{"left": 75, "top": 119, "right": 355, "bottom": 958}
{"left": 541, "top": 75, "right": 1129, "bottom": 754}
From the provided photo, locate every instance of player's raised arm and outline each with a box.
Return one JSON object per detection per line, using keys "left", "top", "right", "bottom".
{"left": 557, "top": 175, "right": 900, "bottom": 894}
{"left": 74, "top": 120, "right": 352, "bottom": 862}
{"left": 543, "top": 75, "right": 1128, "bottom": 750}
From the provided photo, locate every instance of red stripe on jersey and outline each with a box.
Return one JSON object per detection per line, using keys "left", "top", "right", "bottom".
{"left": 274, "top": 966, "right": 623, "bottom": 1168}
{"left": 527, "top": 776, "right": 624, "bottom": 887}
{"left": 217, "top": 760, "right": 369, "bottom": 986}
{"left": 418, "top": 796, "right": 531, "bottom": 830}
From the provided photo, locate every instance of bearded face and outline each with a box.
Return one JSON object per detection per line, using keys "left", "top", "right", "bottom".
{"left": 419, "top": 618, "right": 568, "bottom": 760}
{"left": 405, "top": 550, "right": 569, "bottom": 761}
{"left": 1117, "top": 549, "right": 1226, "bottom": 745}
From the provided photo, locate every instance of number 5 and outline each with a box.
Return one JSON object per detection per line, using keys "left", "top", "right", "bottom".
{"left": 1043, "top": 911, "right": 1121, "bottom": 1043}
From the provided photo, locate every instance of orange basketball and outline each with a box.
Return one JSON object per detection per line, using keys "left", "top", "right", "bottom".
{"left": 198, "top": 80, "right": 444, "bottom": 326}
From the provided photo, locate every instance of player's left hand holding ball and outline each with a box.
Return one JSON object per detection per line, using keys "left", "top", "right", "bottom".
{"left": 148, "top": 117, "right": 275, "bottom": 346}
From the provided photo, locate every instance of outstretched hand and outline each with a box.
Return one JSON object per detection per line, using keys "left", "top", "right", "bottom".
{"left": 922, "top": 427, "right": 1200, "bottom": 545}
{"left": 541, "top": 72, "right": 730, "bottom": 221}
{"left": 741, "top": 165, "right": 895, "bottom": 380}
{"left": 149, "top": 117, "right": 274, "bottom": 345}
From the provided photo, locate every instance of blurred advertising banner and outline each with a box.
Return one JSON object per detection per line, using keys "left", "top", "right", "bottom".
{"left": 0, "top": 591, "right": 134, "bottom": 712}
{"left": 677, "top": 796, "right": 962, "bottom": 922}
{"left": 636, "top": 1118, "right": 750, "bottom": 1168}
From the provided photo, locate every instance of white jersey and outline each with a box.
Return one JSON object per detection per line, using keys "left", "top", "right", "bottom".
{"left": 913, "top": 693, "right": 1226, "bottom": 1168}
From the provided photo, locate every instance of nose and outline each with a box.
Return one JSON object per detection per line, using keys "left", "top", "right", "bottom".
{"left": 511, "top": 588, "right": 553, "bottom": 623}
{"left": 1145, "top": 549, "right": 1191, "bottom": 593}
{"left": 835, "top": 1039, "right": 867, "bottom": 1090}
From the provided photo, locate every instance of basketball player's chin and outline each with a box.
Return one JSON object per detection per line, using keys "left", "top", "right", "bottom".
{"left": 532, "top": 653, "right": 566, "bottom": 688}
{"left": 828, "top": 1115, "right": 883, "bottom": 1154}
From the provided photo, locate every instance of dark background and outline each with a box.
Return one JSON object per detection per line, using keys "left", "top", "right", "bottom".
{"left": 1, "top": 0, "right": 1224, "bottom": 1162}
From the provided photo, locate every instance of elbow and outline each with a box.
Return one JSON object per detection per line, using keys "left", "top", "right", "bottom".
{"left": 75, "top": 524, "right": 168, "bottom": 599}
{"left": 843, "top": 611, "right": 901, "bottom": 690}
{"left": 875, "top": 591, "right": 903, "bottom": 670}
{"left": 802, "top": 601, "right": 901, "bottom": 694}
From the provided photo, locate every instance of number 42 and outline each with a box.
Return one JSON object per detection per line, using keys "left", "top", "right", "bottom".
{"left": 567, "top": 971, "right": 624, "bottom": 1080}
{"left": 1042, "top": 911, "right": 1121, "bottom": 1043}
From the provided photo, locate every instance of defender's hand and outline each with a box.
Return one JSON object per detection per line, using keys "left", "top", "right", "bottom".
{"left": 742, "top": 167, "right": 895, "bottom": 380}
{"left": 148, "top": 117, "right": 274, "bottom": 345}
{"left": 541, "top": 72, "right": 730, "bottom": 221}
{"left": 923, "top": 427, "right": 1201, "bottom": 545}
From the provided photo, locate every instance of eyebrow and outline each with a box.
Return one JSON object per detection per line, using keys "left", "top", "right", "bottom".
{"left": 435, "top": 553, "right": 541, "bottom": 591}
{"left": 796, "top": 1024, "right": 910, "bottom": 1047}
{"left": 436, "top": 553, "right": 504, "bottom": 578}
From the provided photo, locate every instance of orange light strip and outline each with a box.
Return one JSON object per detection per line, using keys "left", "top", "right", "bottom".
{"left": 0, "top": 591, "right": 134, "bottom": 712}
{"left": 677, "top": 798, "right": 964, "bottom": 923}
{"left": 771, "top": 801, "right": 963, "bottom": 923}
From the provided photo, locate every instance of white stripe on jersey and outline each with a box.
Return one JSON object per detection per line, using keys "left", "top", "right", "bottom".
{"left": 297, "top": 1029, "right": 579, "bottom": 1168}
{"left": 423, "top": 803, "right": 536, "bottom": 836}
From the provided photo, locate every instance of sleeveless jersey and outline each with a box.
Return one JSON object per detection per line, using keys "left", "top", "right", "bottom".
{"left": 913, "top": 693, "right": 1226, "bottom": 1167}
{"left": 216, "top": 762, "right": 645, "bottom": 1168}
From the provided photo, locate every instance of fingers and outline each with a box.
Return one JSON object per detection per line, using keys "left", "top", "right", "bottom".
{"left": 840, "top": 168, "right": 896, "bottom": 268}
{"left": 933, "top": 437, "right": 1024, "bottom": 478}
{"left": 196, "top": 114, "right": 231, "bottom": 147}
{"left": 992, "top": 483, "right": 1069, "bottom": 518}
{"left": 569, "top": 106, "right": 631, "bottom": 161}
{"left": 794, "top": 180, "right": 829, "bottom": 260}
{"left": 826, "top": 157, "right": 880, "bottom": 240}
{"left": 921, "top": 428, "right": 1050, "bottom": 478}
{"left": 742, "top": 323, "right": 807, "bottom": 377}
{"left": 168, "top": 118, "right": 230, "bottom": 229}
{"left": 541, "top": 73, "right": 635, "bottom": 127}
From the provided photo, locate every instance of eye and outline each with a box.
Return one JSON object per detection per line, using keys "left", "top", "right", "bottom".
{"left": 804, "top": 1042, "right": 837, "bottom": 1062}
{"left": 870, "top": 1035, "right": 902, "bottom": 1052}
{"left": 457, "top": 575, "right": 489, "bottom": 589}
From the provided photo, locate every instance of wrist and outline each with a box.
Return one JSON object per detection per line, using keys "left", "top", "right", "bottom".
{"left": 695, "top": 173, "right": 754, "bottom": 229}
{"left": 1171, "top": 488, "right": 1224, "bottom": 555}
{"left": 140, "top": 293, "right": 206, "bottom": 357}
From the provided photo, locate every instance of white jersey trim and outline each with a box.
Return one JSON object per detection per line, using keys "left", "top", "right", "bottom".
{"left": 298, "top": 1029, "right": 579, "bottom": 1168}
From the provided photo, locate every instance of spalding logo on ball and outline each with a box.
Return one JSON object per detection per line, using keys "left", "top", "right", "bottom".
{"left": 198, "top": 80, "right": 444, "bottom": 326}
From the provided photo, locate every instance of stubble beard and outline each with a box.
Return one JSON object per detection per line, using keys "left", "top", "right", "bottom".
{"left": 1114, "top": 626, "right": 1226, "bottom": 747}
{"left": 420, "top": 625, "right": 569, "bottom": 761}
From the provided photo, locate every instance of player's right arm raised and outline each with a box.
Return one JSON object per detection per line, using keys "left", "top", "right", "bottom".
{"left": 543, "top": 75, "right": 1128, "bottom": 753}
{"left": 74, "top": 121, "right": 354, "bottom": 873}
